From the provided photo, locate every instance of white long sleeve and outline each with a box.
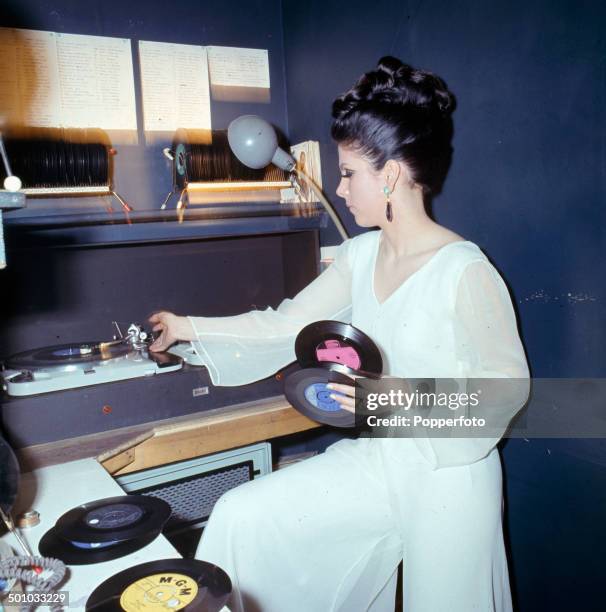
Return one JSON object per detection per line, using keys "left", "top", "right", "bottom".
{"left": 420, "top": 259, "right": 530, "bottom": 468}
{"left": 188, "top": 239, "right": 353, "bottom": 386}
{"left": 454, "top": 260, "right": 529, "bottom": 380}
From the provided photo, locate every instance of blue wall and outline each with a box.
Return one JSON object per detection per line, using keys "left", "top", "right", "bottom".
{"left": 2, "top": 0, "right": 605, "bottom": 608}
{"left": 282, "top": 1, "right": 605, "bottom": 609}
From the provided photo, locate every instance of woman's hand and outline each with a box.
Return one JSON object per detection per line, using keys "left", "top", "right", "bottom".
{"left": 326, "top": 381, "right": 356, "bottom": 414}
{"left": 148, "top": 311, "right": 195, "bottom": 352}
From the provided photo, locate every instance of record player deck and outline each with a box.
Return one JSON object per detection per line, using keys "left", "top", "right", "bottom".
{"left": 1, "top": 323, "right": 182, "bottom": 397}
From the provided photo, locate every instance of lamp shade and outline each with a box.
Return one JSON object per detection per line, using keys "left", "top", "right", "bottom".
{"left": 227, "top": 115, "right": 296, "bottom": 172}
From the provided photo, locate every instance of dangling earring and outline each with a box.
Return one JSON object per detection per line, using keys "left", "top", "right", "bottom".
{"left": 383, "top": 186, "right": 393, "bottom": 222}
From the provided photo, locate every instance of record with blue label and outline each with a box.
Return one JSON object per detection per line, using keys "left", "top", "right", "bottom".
{"left": 5, "top": 342, "right": 131, "bottom": 367}
{"left": 55, "top": 495, "right": 171, "bottom": 543}
{"left": 38, "top": 495, "right": 171, "bottom": 565}
{"left": 285, "top": 367, "right": 358, "bottom": 427}
{"left": 38, "top": 527, "right": 161, "bottom": 565}
{"left": 285, "top": 321, "right": 383, "bottom": 428}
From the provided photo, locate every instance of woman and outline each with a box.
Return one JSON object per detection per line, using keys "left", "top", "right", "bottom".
{"left": 150, "top": 57, "right": 528, "bottom": 612}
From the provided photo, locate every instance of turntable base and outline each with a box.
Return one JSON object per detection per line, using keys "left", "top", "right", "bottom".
{"left": 0, "top": 459, "right": 183, "bottom": 607}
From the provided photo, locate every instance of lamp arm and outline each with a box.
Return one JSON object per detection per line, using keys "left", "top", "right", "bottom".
{"left": 294, "top": 169, "right": 349, "bottom": 241}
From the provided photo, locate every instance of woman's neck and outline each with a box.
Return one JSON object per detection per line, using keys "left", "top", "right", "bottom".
{"left": 379, "top": 190, "right": 437, "bottom": 259}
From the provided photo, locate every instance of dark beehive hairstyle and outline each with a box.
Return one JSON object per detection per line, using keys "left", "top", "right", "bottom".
{"left": 331, "top": 56, "right": 456, "bottom": 197}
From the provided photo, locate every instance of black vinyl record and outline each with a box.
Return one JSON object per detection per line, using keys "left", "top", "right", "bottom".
{"left": 295, "top": 320, "right": 383, "bottom": 373}
{"left": 54, "top": 495, "right": 171, "bottom": 543}
{"left": 86, "top": 559, "right": 232, "bottom": 612}
{"left": 5, "top": 342, "right": 131, "bottom": 368}
{"left": 38, "top": 527, "right": 161, "bottom": 565}
{"left": 285, "top": 321, "right": 383, "bottom": 427}
{"left": 285, "top": 367, "right": 358, "bottom": 428}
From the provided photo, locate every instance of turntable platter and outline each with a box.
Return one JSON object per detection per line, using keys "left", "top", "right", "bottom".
{"left": 5, "top": 342, "right": 131, "bottom": 368}
{"left": 1, "top": 323, "right": 183, "bottom": 397}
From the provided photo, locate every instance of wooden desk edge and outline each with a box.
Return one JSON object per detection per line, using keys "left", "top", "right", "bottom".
{"left": 17, "top": 397, "right": 320, "bottom": 476}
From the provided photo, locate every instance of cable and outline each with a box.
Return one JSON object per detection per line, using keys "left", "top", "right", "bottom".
{"left": 294, "top": 168, "right": 349, "bottom": 240}
{"left": 0, "top": 556, "right": 66, "bottom": 612}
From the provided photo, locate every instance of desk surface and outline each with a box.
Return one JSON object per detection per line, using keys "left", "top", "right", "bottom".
{"left": 3, "top": 458, "right": 180, "bottom": 610}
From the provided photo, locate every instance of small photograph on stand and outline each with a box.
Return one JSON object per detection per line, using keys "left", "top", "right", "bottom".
{"left": 283, "top": 141, "right": 322, "bottom": 217}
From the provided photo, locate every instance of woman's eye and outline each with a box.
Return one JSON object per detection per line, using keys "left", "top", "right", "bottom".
{"left": 340, "top": 170, "right": 353, "bottom": 178}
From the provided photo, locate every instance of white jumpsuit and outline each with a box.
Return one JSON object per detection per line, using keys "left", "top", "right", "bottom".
{"left": 189, "top": 230, "right": 529, "bottom": 612}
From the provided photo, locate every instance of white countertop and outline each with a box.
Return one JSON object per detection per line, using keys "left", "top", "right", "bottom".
{"left": 2, "top": 458, "right": 180, "bottom": 610}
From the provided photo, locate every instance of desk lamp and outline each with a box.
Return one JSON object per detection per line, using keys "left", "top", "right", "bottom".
{"left": 227, "top": 115, "right": 349, "bottom": 240}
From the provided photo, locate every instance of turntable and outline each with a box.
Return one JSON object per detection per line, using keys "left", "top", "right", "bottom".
{"left": 1, "top": 323, "right": 182, "bottom": 397}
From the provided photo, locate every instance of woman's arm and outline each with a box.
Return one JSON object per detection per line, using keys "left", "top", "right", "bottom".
{"left": 455, "top": 260, "right": 529, "bottom": 379}
{"left": 427, "top": 260, "right": 530, "bottom": 468}
{"left": 152, "top": 238, "right": 355, "bottom": 387}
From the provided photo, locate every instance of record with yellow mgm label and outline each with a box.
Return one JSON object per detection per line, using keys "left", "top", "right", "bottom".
{"left": 121, "top": 573, "right": 198, "bottom": 610}
{"left": 86, "top": 560, "right": 231, "bottom": 612}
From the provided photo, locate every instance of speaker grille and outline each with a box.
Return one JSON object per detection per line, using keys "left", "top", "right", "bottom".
{"left": 136, "top": 461, "right": 253, "bottom": 531}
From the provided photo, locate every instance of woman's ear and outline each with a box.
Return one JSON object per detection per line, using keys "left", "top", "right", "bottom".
{"left": 383, "top": 159, "right": 402, "bottom": 191}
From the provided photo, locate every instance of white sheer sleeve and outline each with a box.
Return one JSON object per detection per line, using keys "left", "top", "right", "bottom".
{"left": 188, "top": 239, "right": 354, "bottom": 386}
{"left": 429, "top": 260, "right": 530, "bottom": 468}
{"left": 455, "top": 260, "right": 529, "bottom": 379}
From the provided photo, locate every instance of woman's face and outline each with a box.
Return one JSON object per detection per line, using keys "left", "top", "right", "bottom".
{"left": 336, "top": 145, "right": 385, "bottom": 227}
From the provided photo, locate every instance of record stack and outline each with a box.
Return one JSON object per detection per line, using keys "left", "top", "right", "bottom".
{"left": 38, "top": 495, "right": 172, "bottom": 565}
{"left": 284, "top": 320, "right": 384, "bottom": 428}
{"left": 0, "top": 129, "right": 111, "bottom": 191}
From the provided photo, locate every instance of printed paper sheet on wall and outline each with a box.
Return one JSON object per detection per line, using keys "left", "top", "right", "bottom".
{"left": 207, "top": 46, "right": 270, "bottom": 103}
{"left": 138, "top": 40, "right": 211, "bottom": 135}
{"left": 0, "top": 28, "right": 137, "bottom": 133}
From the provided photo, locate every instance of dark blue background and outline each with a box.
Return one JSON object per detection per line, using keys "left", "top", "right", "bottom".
{"left": 282, "top": 2, "right": 606, "bottom": 609}
{"left": 2, "top": 1, "right": 605, "bottom": 609}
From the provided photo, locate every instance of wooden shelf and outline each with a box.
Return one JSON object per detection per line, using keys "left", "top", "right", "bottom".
{"left": 17, "top": 396, "right": 321, "bottom": 475}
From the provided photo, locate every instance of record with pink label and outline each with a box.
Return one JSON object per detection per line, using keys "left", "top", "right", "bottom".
{"left": 285, "top": 321, "right": 383, "bottom": 427}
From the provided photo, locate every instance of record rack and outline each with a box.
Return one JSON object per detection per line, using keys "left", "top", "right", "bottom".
{"left": 0, "top": 128, "right": 131, "bottom": 212}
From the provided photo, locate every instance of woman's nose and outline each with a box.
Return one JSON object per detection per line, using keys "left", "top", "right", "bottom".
{"left": 336, "top": 178, "right": 348, "bottom": 199}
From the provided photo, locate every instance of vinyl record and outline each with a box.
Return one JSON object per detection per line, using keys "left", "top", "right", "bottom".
{"left": 86, "top": 558, "right": 232, "bottom": 612}
{"left": 5, "top": 342, "right": 131, "bottom": 368}
{"left": 38, "top": 527, "right": 161, "bottom": 565}
{"left": 285, "top": 367, "right": 358, "bottom": 428}
{"left": 295, "top": 320, "right": 383, "bottom": 373}
{"left": 54, "top": 496, "right": 171, "bottom": 543}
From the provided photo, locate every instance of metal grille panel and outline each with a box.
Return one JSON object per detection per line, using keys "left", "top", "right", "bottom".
{"left": 116, "top": 442, "right": 271, "bottom": 535}
{"left": 139, "top": 462, "right": 252, "bottom": 530}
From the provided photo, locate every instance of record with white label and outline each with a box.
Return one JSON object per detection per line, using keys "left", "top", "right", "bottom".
{"left": 54, "top": 495, "right": 171, "bottom": 543}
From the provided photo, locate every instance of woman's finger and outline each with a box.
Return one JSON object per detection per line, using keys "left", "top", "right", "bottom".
{"left": 330, "top": 393, "right": 356, "bottom": 413}
{"left": 326, "top": 382, "right": 355, "bottom": 398}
